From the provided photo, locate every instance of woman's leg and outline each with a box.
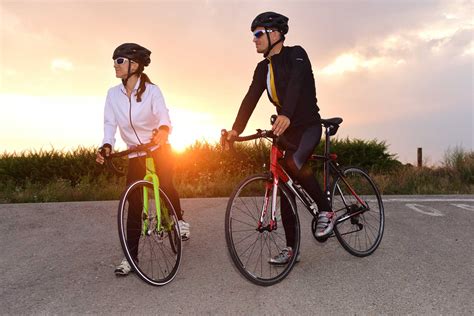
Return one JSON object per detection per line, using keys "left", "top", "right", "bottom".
{"left": 151, "top": 145, "right": 183, "bottom": 220}
{"left": 125, "top": 156, "right": 146, "bottom": 261}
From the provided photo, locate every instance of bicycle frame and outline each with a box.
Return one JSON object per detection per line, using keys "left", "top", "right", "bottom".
{"left": 141, "top": 154, "right": 173, "bottom": 236}
{"left": 262, "top": 124, "right": 369, "bottom": 230}
{"left": 311, "top": 126, "right": 369, "bottom": 209}
{"left": 106, "top": 143, "right": 175, "bottom": 237}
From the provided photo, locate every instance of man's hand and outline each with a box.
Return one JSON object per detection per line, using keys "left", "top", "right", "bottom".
{"left": 272, "top": 115, "right": 290, "bottom": 136}
{"left": 152, "top": 129, "right": 169, "bottom": 147}
{"left": 220, "top": 129, "right": 238, "bottom": 151}
{"left": 226, "top": 129, "right": 238, "bottom": 141}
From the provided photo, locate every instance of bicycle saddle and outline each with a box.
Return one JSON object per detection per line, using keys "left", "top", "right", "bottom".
{"left": 321, "top": 117, "right": 343, "bottom": 128}
{"left": 321, "top": 117, "right": 343, "bottom": 136}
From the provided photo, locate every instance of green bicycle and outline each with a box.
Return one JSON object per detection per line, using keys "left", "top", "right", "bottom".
{"left": 105, "top": 142, "right": 182, "bottom": 286}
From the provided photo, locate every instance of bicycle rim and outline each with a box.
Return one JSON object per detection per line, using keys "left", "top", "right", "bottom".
{"left": 118, "top": 180, "right": 182, "bottom": 286}
{"left": 331, "top": 167, "right": 384, "bottom": 257}
{"left": 225, "top": 174, "right": 300, "bottom": 286}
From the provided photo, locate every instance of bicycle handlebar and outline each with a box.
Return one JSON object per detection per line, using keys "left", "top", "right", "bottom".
{"left": 100, "top": 142, "right": 157, "bottom": 177}
{"left": 221, "top": 114, "right": 343, "bottom": 152}
{"left": 221, "top": 129, "right": 275, "bottom": 142}
{"left": 107, "top": 142, "right": 156, "bottom": 158}
{"left": 220, "top": 129, "right": 297, "bottom": 151}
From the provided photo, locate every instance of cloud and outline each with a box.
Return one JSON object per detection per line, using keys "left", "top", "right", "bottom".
{"left": 318, "top": 2, "right": 473, "bottom": 77}
{"left": 462, "top": 41, "right": 474, "bottom": 56}
{"left": 51, "top": 58, "right": 74, "bottom": 72}
{"left": 319, "top": 53, "right": 404, "bottom": 76}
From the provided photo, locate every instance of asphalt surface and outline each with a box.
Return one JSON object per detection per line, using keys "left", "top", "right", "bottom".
{"left": 0, "top": 195, "right": 473, "bottom": 315}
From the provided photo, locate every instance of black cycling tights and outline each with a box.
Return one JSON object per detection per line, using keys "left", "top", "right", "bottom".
{"left": 281, "top": 125, "right": 331, "bottom": 249}
{"left": 125, "top": 144, "right": 183, "bottom": 260}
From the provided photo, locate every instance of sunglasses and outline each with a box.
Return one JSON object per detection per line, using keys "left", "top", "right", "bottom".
{"left": 253, "top": 29, "right": 274, "bottom": 39}
{"left": 114, "top": 57, "right": 136, "bottom": 65}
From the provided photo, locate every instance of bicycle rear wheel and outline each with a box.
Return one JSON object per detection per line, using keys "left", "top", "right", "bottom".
{"left": 118, "top": 180, "right": 182, "bottom": 286}
{"left": 330, "top": 167, "right": 384, "bottom": 257}
{"left": 225, "top": 174, "right": 300, "bottom": 286}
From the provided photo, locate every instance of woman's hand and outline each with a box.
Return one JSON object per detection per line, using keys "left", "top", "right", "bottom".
{"left": 272, "top": 115, "right": 290, "bottom": 136}
{"left": 96, "top": 146, "right": 111, "bottom": 164}
{"left": 152, "top": 129, "right": 169, "bottom": 147}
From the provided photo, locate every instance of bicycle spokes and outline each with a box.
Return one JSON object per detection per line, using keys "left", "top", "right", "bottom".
{"left": 335, "top": 200, "right": 369, "bottom": 225}
{"left": 140, "top": 187, "right": 175, "bottom": 236}
{"left": 225, "top": 175, "right": 300, "bottom": 286}
{"left": 331, "top": 167, "right": 384, "bottom": 257}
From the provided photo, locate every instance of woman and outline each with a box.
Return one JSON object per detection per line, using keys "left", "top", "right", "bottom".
{"left": 96, "top": 43, "right": 190, "bottom": 276}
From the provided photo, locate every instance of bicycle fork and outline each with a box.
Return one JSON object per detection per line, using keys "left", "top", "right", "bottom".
{"left": 257, "top": 178, "right": 279, "bottom": 232}
{"left": 142, "top": 157, "right": 168, "bottom": 236}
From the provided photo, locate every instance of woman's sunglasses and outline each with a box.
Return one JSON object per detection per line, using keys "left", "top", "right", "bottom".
{"left": 114, "top": 57, "right": 136, "bottom": 65}
{"left": 253, "top": 29, "right": 274, "bottom": 39}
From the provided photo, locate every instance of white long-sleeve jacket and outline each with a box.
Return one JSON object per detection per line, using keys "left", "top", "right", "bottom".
{"left": 102, "top": 78, "right": 172, "bottom": 149}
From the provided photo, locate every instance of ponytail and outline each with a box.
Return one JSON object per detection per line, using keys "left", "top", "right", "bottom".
{"left": 136, "top": 72, "right": 154, "bottom": 102}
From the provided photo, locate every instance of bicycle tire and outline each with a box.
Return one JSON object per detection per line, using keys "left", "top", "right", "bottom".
{"left": 330, "top": 167, "right": 384, "bottom": 257}
{"left": 118, "top": 180, "right": 182, "bottom": 286}
{"left": 225, "top": 174, "right": 300, "bottom": 286}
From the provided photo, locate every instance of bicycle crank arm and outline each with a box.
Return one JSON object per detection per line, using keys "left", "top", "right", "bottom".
{"left": 336, "top": 206, "right": 368, "bottom": 225}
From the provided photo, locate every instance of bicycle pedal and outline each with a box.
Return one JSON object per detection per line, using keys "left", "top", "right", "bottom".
{"left": 314, "top": 234, "right": 330, "bottom": 243}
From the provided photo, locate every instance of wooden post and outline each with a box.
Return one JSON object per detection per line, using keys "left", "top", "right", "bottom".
{"left": 417, "top": 147, "right": 422, "bottom": 168}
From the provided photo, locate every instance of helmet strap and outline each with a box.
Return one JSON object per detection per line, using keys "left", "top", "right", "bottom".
{"left": 263, "top": 27, "right": 284, "bottom": 58}
{"left": 122, "top": 61, "right": 141, "bottom": 88}
{"left": 122, "top": 61, "right": 132, "bottom": 87}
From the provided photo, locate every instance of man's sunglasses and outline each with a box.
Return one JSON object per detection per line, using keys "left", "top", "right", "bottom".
{"left": 253, "top": 29, "right": 274, "bottom": 39}
{"left": 114, "top": 57, "right": 136, "bottom": 65}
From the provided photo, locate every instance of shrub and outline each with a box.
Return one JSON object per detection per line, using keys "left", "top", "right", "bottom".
{"left": 1, "top": 140, "right": 471, "bottom": 203}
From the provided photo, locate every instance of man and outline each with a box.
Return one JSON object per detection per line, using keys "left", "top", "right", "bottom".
{"left": 226, "top": 12, "right": 335, "bottom": 264}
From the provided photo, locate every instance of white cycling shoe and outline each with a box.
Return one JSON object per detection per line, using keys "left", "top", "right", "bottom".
{"left": 114, "top": 258, "right": 132, "bottom": 276}
{"left": 178, "top": 220, "right": 190, "bottom": 241}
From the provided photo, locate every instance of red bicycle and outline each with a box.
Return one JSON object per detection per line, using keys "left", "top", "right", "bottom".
{"left": 222, "top": 115, "right": 384, "bottom": 286}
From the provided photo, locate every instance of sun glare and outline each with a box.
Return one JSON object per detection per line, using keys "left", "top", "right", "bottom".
{"left": 0, "top": 95, "right": 223, "bottom": 154}
{"left": 168, "top": 108, "right": 220, "bottom": 153}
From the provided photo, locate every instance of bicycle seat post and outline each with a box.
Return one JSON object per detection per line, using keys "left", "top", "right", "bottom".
{"left": 323, "top": 125, "right": 332, "bottom": 201}
{"left": 324, "top": 126, "right": 331, "bottom": 157}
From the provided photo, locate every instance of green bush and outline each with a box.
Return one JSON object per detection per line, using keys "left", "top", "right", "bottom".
{"left": 0, "top": 147, "right": 120, "bottom": 186}
{"left": 312, "top": 138, "right": 402, "bottom": 172}
{"left": 0, "top": 140, "right": 472, "bottom": 203}
{"left": 443, "top": 146, "right": 474, "bottom": 185}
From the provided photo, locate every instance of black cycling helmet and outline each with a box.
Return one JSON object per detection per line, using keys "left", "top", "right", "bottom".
{"left": 113, "top": 43, "right": 151, "bottom": 67}
{"left": 251, "top": 12, "right": 289, "bottom": 35}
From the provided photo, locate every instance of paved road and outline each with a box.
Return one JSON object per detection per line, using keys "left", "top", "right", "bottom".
{"left": 1, "top": 196, "right": 473, "bottom": 315}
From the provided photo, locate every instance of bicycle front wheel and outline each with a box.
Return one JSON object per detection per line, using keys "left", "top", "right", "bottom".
{"left": 118, "top": 180, "right": 182, "bottom": 286}
{"left": 225, "top": 174, "right": 300, "bottom": 286}
{"left": 331, "top": 167, "right": 384, "bottom": 257}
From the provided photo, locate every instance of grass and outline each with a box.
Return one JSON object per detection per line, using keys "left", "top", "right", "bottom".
{"left": 373, "top": 147, "right": 474, "bottom": 195}
{"left": 0, "top": 142, "right": 472, "bottom": 203}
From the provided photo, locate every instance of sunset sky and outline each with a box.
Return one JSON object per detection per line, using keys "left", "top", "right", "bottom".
{"left": 1, "top": 0, "right": 472, "bottom": 164}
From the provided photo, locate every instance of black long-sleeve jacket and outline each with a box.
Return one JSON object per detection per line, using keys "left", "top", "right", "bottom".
{"left": 232, "top": 45, "right": 321, "bottom": 134}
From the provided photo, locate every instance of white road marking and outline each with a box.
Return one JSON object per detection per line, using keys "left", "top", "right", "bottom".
{"left": 406, "top": 204, "right": 444, "bottom": 217}
{"left": 385, "top": 198, "right": 474, "bottom": 202}
{"left": 451, "top": 204, "right": 474, "bottom": 212}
